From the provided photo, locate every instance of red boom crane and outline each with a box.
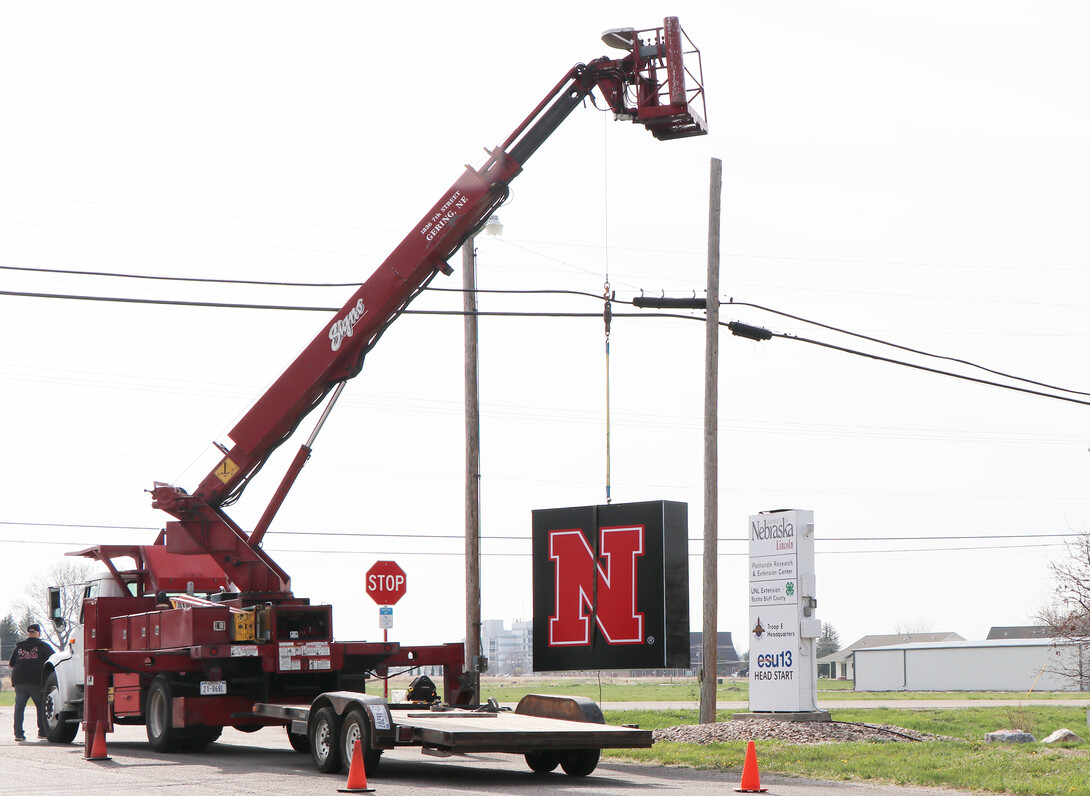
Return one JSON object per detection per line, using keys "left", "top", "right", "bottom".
{"left": 145, "top": 17, "right": 706, "bottom": 598}
{"left": 55, "top": 18, "right": 706, "bottom": 770}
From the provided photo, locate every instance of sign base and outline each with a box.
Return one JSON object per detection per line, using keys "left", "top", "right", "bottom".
{"left": 731, "top": 711, "right": 831, "bottom": 723}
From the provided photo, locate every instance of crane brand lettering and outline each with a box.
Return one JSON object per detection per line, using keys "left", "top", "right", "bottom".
{"left": 328, "top": 300, "right": 367, "bottom": 351}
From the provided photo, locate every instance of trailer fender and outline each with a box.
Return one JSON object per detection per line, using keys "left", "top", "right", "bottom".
{"left": 514, "top": 694, "right": 605, "bottom": 724}
{"left": 311, "top": 691, "right": 395, "bottom": 750}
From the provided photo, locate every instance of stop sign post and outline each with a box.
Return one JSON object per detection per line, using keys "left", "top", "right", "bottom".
{"left": 366, "top": 560, "right": 407, "bottom": 606}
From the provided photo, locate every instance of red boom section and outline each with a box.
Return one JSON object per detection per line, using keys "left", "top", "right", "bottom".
{"left": 202, "top": 162, "right": 513, "bottom": 506}
{"left": 150, "top": 17, "right": 706, "bottom": 596}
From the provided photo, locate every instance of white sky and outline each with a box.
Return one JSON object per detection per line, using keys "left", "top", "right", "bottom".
{"left": 2, "top": 1, "right": 1089, "bottom": 657}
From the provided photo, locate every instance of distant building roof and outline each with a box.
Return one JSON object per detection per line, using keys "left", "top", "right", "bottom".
{"left": 986, "top": 626, "right": 1052, "bottom": 640}
{"left": 817, "top": 632, "right": 964, "bottom": 663}
{"left": 689, "top": 631, "right": 740, "bottom": 663}
{"left": 856, "top": 638, "right": 1062, "bottom": 652}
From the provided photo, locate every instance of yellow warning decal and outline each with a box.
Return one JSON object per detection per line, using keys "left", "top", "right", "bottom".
{"left": 214, "top": 458, "right": 240, "bottom": 484}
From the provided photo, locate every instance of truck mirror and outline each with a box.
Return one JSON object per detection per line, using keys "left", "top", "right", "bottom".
{"left": 48, "top": 586, "right": 64, "bottom": 631}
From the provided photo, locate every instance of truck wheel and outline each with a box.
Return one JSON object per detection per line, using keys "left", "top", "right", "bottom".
{"left": 308, "top": 706, "right": 342, "bottom": 773}
{"left": 42, "top": 672, "right": 78, "bottom": 744}
{"left": 340, "top": 708, "right": 382, "bottom": 776}
{"left": 146, "top": 676, "right": 177, "bottom": 752}
{"left": 559, "top": 748, "right": 600, "bottom": 777}
{"left": 287, "top": 727, "right": 309, "bottom": 752}
{"left": 525, "top": 750, "right": 560, "bottom": 773}
{"left": 176, "top": 727, "right": 222, "bottom": 752}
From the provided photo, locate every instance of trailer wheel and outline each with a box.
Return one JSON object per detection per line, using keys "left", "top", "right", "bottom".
{"left": 287, "top": 727, "right": 309, "bottom": 753}
{"left": 524, "top": 750, "right": 560, "bottom": 773}
{"left": 308, "top": 705, "right": 342, "bottom": 773}
{"left": 559, "top": 748, "right": 600, "bottom": 777}
{"left": 146, "top": 676, "right": 177, "bottom": 752}
{"left": 42, "top": 672, "right": 78, "bottom": 744}
{"left": 340, "top": 708, "right": 381, "bottom": 776}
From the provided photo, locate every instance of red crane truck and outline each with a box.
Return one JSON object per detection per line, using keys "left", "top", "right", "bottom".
{"left": 40, "top": 17, "right": 707, "bottom": 778}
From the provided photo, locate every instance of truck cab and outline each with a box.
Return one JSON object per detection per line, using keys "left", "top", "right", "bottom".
{"left": 42, "top": 572, "right": 134, "bottom": 743}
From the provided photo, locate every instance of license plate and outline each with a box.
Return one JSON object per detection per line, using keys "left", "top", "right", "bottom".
{"left": 200, "top": 680, "right": 227, "bottom": 696}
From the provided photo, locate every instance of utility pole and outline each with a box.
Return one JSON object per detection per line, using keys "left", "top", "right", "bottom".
{"left": 463, "top": 237, "right": 481, "bottom": 703}
{"left": 632, "top": 160, "right": 723, "bottom": 723}
{"left": 700, "top": 157, "right": 723, "bottom": 724}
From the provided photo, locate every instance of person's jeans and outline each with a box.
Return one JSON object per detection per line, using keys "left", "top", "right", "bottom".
{"left": 13, "top": 684, "right": 45, "bottom": 738}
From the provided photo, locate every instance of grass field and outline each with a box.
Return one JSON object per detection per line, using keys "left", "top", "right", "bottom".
{"left": 474, "top": 675, "right": 1084, "bottom": 703}
{"left": 604, "top": 705, "right": 1090, "bottom": 796}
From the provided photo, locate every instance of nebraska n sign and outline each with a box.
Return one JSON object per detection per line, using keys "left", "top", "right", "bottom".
{"left": 531, "top": 501, "right": 690, "bottom": 671}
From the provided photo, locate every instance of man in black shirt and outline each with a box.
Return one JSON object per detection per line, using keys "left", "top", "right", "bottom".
{"left": 8, "top": 623, "right": 55, "bottom": 741}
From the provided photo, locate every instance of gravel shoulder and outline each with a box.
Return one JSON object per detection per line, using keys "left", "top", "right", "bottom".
{"left": 654, "top": 718, "right": 948, "bottom": 744}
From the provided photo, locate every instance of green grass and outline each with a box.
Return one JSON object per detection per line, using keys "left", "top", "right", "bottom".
{"left": 475, "top": 676, "right": 1088, "bottom": 703}
{"left": 602, "top": 706, "right": 1090, "bottom": 796}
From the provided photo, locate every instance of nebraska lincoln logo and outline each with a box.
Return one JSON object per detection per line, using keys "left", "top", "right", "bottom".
{"left": 548, "top": 525, "right": 645, "bottom": 647}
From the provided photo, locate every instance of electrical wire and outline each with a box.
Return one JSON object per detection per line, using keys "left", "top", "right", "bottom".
{"left": 0, "top": 263, "right": 362, "bottom": 288}
{"left": 773, "top": 332, "right": 1090, "bottom": 409}
{"left": 1, "top": 520, "right": 1080, "bottom": 543}
{"left": 732, "top": 300, "right": 1090, "bottom": 398}
{"left": 4, "top": 277, "right": 1090, "bottom": 410}
{"left": 0, "top": 538, "right": 1068, "bottom": 557}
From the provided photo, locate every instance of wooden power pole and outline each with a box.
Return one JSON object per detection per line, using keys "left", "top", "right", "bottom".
{"left": 700, "top": 158, "right": 723, "bottom": 724}
{"left": 463, "top": 237, "right": 481, "bottom": 703}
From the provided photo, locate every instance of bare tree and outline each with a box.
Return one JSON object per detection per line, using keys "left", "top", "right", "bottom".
{"left": 1037, "top": 531, "right": 1090, "bottom": 690}
{"left": 893, "top": 619, "right": 934, "bottom": 635}
{"left": 12, "top": 559, "right": 95, "bottom": 650}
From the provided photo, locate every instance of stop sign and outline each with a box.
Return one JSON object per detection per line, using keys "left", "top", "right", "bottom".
{"left": 365, "top": 560, "right": 407, "bottom": 605}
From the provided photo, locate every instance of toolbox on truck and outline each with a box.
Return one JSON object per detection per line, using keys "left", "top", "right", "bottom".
{"left": 158, "top": 606, "right": 231, "bottom": 648}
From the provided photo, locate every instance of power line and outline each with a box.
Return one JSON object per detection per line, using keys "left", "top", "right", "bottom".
{"left": 773, "top": 331, "right": 1090, "bottom": 409}
{"left": 4, "top": 281, "right": 1090, "bottom": 409}
{"left": 0, "top": 538, "right": 1068, "bottom": 557}
{"left": 1, "top": 520, "right": 1080, "bottom": 543}
{"left": 0, "top": 263, "right": 362, "bottom": 288}
{"left": 733, "top": 300, "right": 1090, "bottom": 398}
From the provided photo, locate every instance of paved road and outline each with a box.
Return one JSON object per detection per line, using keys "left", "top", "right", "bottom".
{"left": 1, "top": 720, "right": 979, "bottom": 796}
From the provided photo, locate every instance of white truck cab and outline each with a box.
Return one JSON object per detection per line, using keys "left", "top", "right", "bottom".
{"left": 42, "top": 573, "right": 133, "bottom": 743}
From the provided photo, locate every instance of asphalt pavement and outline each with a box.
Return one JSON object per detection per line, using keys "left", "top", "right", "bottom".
{"left": 0, "top": 705, "right": 1020, "bottom": 796}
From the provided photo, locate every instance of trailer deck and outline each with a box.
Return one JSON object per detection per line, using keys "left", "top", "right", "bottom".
{"left": 254, "top": 692, "right": 653, "bottom": 757}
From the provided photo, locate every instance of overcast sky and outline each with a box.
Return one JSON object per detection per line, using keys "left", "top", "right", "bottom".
{"left": 2, "top": 1, "right": 1089, "bottom": 657}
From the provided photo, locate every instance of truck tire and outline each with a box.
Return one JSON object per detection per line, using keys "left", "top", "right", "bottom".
{"left": 146, "top": 676, "right": 177, "bottom": 752}
{"left": 524, "top": 750, "right": 560, "bottom": 773}
{"left": 559, "top": 748, "right": 600, "bottom": 777}
{"left": 308, "top": 705, "right": 342, "bottom": 773}
{"left": 42, "top": 671, "right": 78, "bottom": 744}
{"left": 339, "top": 707, "right": 381, "bottom": 777}
{"left": 176, "top": 727, "right": 222, "bottom": 752}
{"left": 145, "top": 675, "right": 221, "bottom": 753}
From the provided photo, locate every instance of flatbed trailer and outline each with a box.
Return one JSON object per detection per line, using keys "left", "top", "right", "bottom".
{"left": 254, "top": 691, "right": 653, "bottom": 778}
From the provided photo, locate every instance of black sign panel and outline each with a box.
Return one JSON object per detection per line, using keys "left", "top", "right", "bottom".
{"left": 532, "top": 500, "right": 689, "bottom": 671}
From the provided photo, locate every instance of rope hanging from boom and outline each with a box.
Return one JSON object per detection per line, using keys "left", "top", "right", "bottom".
{"left": 603, "top": 278, "right": 612, "bottom": 505}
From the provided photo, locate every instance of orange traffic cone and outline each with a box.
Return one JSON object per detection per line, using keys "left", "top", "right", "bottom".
{"left": 733, "top": 740, "right": 767, "bottom": 793}
{"left": 337, "top": 739, "right": 375, "bottom": 793}
{"left": 86, "top": 722, "right": 111, "bottom": 761}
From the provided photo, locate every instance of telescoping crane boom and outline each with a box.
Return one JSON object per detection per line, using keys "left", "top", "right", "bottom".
{"left": 146, "top": 17, "right": 707, "bottom": 597}
{"left": 54, "top": 18, "right": 706, "bottom": 771}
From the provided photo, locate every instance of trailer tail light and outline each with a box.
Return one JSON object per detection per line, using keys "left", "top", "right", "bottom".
{"left": 396, "top": 726, "right": 413, "bottom": 743}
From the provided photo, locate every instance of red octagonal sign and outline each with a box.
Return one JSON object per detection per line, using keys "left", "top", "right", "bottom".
{"left": 366, "top": 560, "right": 407, "bottom": 605}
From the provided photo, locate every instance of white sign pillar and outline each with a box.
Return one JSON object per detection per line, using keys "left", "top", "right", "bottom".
{"left": 747, "top": 509, "right": 821, "bottom": 713}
